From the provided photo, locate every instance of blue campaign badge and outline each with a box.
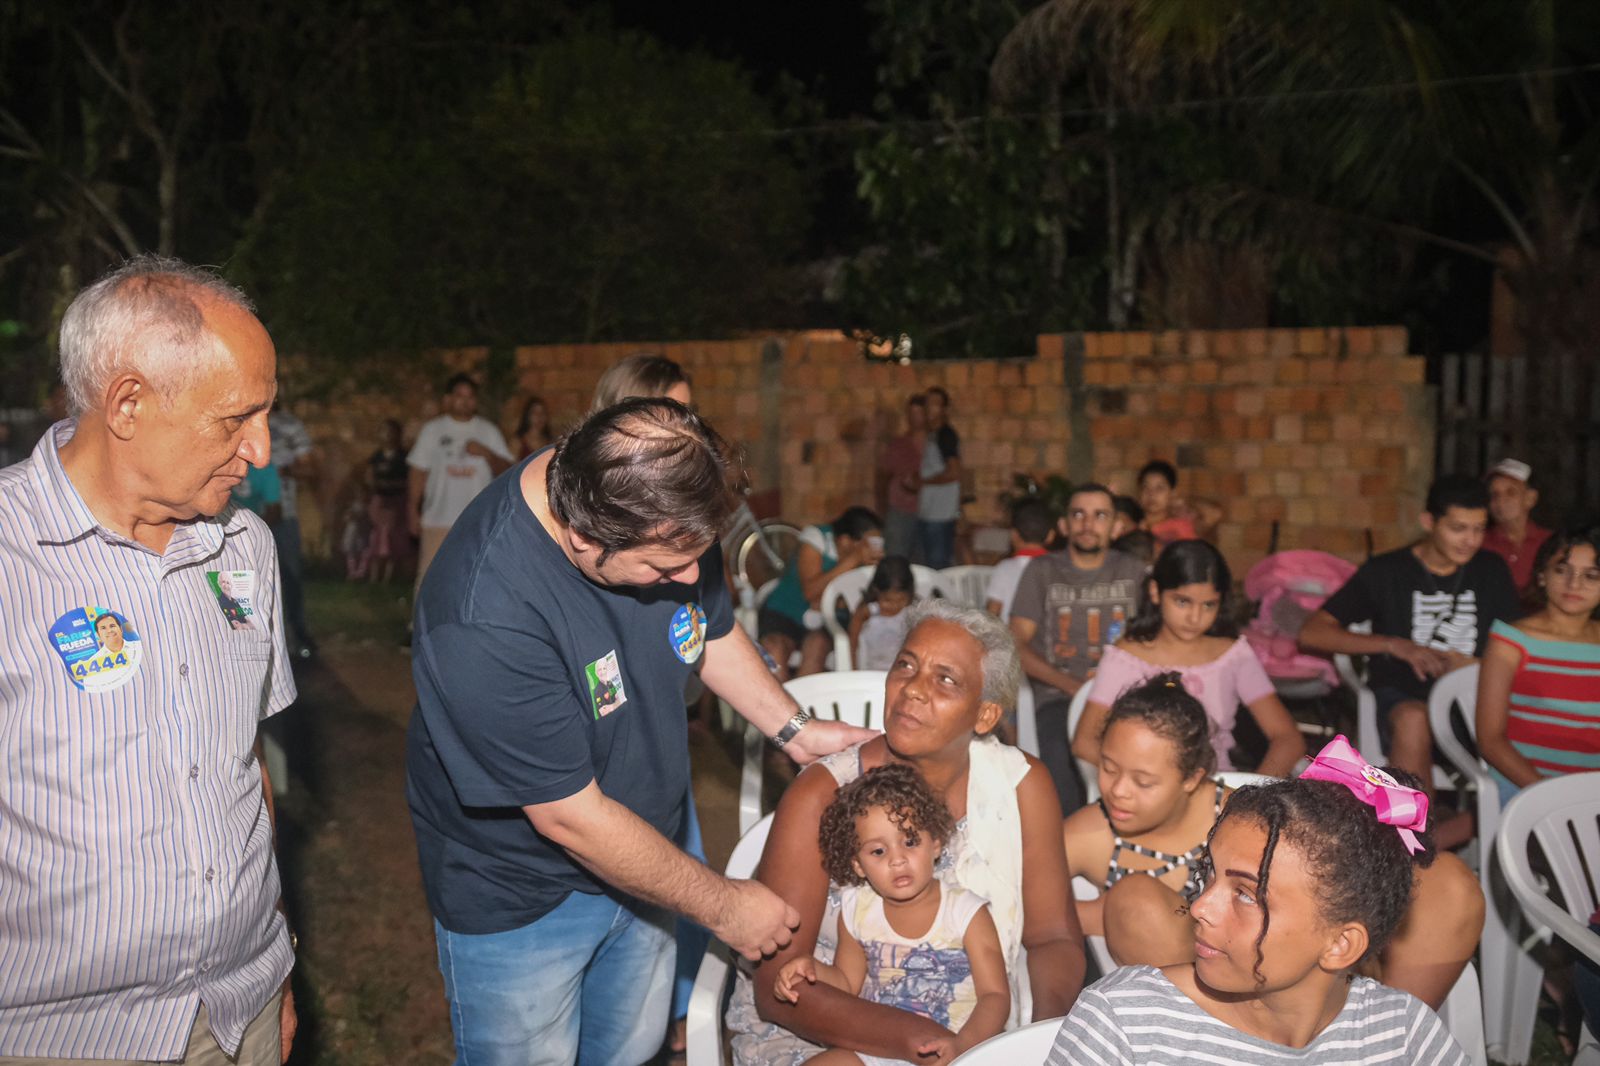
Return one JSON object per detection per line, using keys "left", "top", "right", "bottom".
{"left": 49, "top": 605, "right": 144, "bottom": 693}
{"left": 669, "top": 602, "right": 707, "bottom": 665}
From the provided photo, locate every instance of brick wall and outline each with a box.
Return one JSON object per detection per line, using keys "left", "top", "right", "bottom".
{"left": 1077, "top": 326, "right": 1433, "bottom": 565}
{"left": 289, "top": 326, "right": 1433, "bottom": 573}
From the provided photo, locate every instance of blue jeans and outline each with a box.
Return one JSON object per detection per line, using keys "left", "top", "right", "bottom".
{"left": 673, "top": 789, "right": 711, "bottom": 1021}
{"left": 434, "top": 891, "right": 674, "bottom": 1066}
{"left": 917, "top": 519, "right": 957, "bottom": 570}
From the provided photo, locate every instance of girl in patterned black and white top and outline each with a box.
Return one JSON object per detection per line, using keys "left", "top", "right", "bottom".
{"left": 1063, "top": 672, "right": 1234, "bottom": 962}
{"left": 1046, "top": 774, "right": 1472, "bottom": 1065}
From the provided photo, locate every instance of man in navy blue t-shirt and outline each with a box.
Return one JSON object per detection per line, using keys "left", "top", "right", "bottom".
{"left": 406, "top": 398, "right": 871, "bottom": 1066}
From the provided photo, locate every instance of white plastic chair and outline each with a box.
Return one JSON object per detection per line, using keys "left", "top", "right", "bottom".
{"left": 685, "top": 814, "right": 774, "bottom": 1066}
{"left": 938, "top": 564, "right": 995, "bottom": 609}
{"left": 1216, "top": 770, "right": 1275, "bottom": 789}
{"left": 1072, "top": 875, "right": 1116, "bottom": 978}
{"left": 738, "top": 671, "right": 888, "bottom": 835}
{"left": 950, "top": 1017, "right": 1063, "bottom": 1063}
{"left": 1423, "top": 662, "right": 1526, "bottom": 1058}
{"left": 1428, "top": 665, "right": 1492, "bottom": 870}
{"left": 1436, "top": 961, "right": 1491, "bottom": 1066}
{"left": 819, "top": 566, "right": 876, "bottom": 670}
{"left": 1497, "top": 773, "right": 1600, "bottom": 1065}
{"left": 1015, "top": 685, "right": 1039, "bottom": 758}
{"left": 1067, "top": 681, "right": 1101, "bottom": 803}
{"left": 819, "top": 565, "right": 955, "bottom": 671}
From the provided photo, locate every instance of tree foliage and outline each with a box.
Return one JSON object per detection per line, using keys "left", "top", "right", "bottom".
{"left": 846, "top": 0, "right": 1600, "bottom": 356}
{"left": 0, "top": 3, "right": 810, "bottom": 392}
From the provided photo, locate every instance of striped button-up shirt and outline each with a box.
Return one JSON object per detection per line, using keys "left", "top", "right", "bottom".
{"left": 0, "top": 423, "right": 297, "bottom": 1059}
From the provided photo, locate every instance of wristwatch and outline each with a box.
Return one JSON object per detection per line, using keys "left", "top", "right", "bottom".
{"left": 770, "top": 709, "right": 813, "bottom": 750}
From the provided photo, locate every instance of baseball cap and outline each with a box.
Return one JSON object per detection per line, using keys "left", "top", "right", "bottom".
{"left": 1489, "top": 458, "right": 1532, "bottom": 484}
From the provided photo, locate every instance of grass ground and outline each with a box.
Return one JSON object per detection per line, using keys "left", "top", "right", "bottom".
{"left": 278, "top": 576, "right": 1570, "bottom": 1066}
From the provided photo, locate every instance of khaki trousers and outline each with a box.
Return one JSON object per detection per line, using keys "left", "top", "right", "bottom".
{"left": 0, "top": 994, "right": 280, "bottom": 1066}
{"left": 414, "top": 525, "right": 452, "bottom": 597}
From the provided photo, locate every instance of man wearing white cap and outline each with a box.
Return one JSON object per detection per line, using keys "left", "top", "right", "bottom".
{"left": 1483, "top": 458, "right": 1550, "bottom": 591}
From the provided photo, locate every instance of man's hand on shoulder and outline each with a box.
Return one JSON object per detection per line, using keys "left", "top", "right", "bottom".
{"left": 787, "top": 719, "right": 877, "bottom": 765}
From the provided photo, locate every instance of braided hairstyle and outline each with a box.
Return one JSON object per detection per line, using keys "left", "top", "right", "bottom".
{"left": 1099, "top": 670, "right": 1217, "bottom": 778}
{"left": 1205, "top": 773, "right": 1434, "bottom": 984}
{"left": 818, "top": 764, "right": 956, "bottom": 887}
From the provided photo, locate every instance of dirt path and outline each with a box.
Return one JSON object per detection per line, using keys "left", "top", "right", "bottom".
{"left": 279, "top": 581, "right": 744, "bottom": 1065}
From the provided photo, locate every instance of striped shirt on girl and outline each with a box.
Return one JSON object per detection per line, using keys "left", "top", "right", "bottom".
{"left": 1489, "top": 618, "right": 1600, "bottom": 777}
{"left": 1045, "top": 965, "right": 1470, "bottom": 1065}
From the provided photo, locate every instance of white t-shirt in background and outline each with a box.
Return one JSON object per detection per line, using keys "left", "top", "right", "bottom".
{"left": 407, "top": 415, "right": 512, "bottom": 530}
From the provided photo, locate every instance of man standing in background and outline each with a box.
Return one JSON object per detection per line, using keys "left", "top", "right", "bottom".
{"left": 915, "top": 386, "right": 962, "bottom": 569}
{"left": 877, "top": 393, "right": 926, "bottom": 560}
{"left": 407, "top": 372, "right": 513, "bottom": 593}
{"left": 1482, "top": 458, "right": 1550, "bottom": 591}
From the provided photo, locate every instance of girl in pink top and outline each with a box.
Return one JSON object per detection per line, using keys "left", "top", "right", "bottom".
{"left": 1073, "top": 540, "right": 1307, "bottom": 774}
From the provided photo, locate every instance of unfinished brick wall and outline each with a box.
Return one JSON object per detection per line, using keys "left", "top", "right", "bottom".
{"left": 1076, "top": 326, "right": 1434, "bottom": 566}
{"left": 289, "top": 326, "right": 1433, "bottom": 573}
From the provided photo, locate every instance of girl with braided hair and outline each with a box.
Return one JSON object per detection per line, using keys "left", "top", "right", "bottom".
{"left": 1046, "top": 742, "right": 1473, "bottom": 1065}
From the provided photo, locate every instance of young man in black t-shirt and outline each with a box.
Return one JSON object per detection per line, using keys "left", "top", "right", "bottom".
{"left": 1299, "top": 476, "right": 1517, "bottom": 824}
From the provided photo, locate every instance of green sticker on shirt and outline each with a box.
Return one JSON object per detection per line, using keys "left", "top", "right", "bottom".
{"left": 585, "top": 649, "right": 627, "bottom": 719}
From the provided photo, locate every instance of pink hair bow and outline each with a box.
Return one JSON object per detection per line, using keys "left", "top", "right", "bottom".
{"left": 1298, "top": 735, "right": 1430, "bottom": 855}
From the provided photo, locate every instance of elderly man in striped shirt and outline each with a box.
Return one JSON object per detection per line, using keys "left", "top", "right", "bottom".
{"left": 0, "top": 257, "right": 297, "bottom": 1065}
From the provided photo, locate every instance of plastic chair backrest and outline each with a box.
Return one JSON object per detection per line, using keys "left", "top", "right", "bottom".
{"left": 1437, "top": 961, "right": 1490, "bottom": 1066}
{"left": 1068, "top": 681, "right": 1101, "bottom": 803}
{"left": 1497, "top": 773, "right": 1600, "bottom": 969}
{"left": 1015, "top": 685, "right": 1040, "bottom": 758}
{"left": 784, "top": 671, "right": 890, "bottom": 730}
{"left": 1428, "top": 665, "right": 1485, "bottom": 785}
{"left": 1216, "top": 771, "right": 1276, "bottom": 789}
{"left": 685, "top": 815, "right": 774, "bottom": 1066}
{"left": 1332, "top": 623, "right": 1385, "bottom": 765}
{"left": 1428, "top": 664, "right": 1494, "bottom": 872}
{"left": 938, "top": 564, "right": 995, "bottom": 609}
{"left": 739, "top": 671, "right": 889, "bottom": 835}
{"left": 949, "top": 1018, "right": 1063, "bottom": 1064}
{"left": 819, "top": 565, "right": 958, "bottom": 670}
{"left": 819, "top": 566, "right": 876, "bottom": 670}
{"left": 1071, "top": 875, "right": 1116, "bottom": 977}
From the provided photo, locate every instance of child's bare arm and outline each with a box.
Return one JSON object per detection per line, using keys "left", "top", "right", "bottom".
{"left": 777, "top": 911, "right": 866, "bottom": 1004}
{"left": 831, "top": 912, "right": 869, "bottom": 996}
{"left": 953, "top": 906, "right": 1010, "bottom": 1053}
{"left": 773, "top": 956, "right": 851, "bottom": 1003}
{"left": 848, "top": 603, "right": 871, "bottom": 661}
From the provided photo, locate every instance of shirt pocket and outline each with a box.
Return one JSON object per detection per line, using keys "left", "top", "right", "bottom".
{"left": 224, "top": 630, "right": 271, "bottom": 661}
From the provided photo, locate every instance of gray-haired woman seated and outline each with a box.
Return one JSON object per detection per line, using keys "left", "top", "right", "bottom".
{"left": 726, "top": 600, "right": 1086, "bottom": 1064}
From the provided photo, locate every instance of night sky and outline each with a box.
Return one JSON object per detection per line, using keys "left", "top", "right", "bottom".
{"left": 607, "top": 1, "right": 879, "bottom": 116}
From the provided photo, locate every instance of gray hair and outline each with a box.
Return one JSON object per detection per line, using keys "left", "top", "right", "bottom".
{"left": 903, "top": 598, "right": 1023, "bottom": 713}
{"left": 58, "top": 255, "right": 255, "bottom": 415}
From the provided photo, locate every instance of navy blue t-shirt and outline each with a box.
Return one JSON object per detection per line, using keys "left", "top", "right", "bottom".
{"left": 405, "top": 456, "right": 734, "bottom": 934}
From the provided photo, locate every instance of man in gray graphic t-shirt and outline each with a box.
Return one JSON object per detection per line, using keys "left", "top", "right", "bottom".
{"left": 1010, "top": 482, "right": 1145, "bottom": 813}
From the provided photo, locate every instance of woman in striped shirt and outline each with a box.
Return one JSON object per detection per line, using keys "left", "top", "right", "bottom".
{"left": 1046, "top": 771, "right": 1471, "bottom": 1065}
{"left": 1476, "top": 526, "right": 1600, "bottom": 803}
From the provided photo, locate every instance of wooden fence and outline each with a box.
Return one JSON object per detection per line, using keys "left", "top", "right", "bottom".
{"left": 1435, "top": 352, "right": 1600, "bottom": 526}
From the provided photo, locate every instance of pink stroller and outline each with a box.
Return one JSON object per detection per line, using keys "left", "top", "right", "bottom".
{"left": 1243, "top": 549, "right": 1357, "bottom": 697}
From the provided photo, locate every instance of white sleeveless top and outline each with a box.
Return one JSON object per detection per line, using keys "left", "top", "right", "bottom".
{"left": 841, "top": 883, "right": 989, "bottom": 1032}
